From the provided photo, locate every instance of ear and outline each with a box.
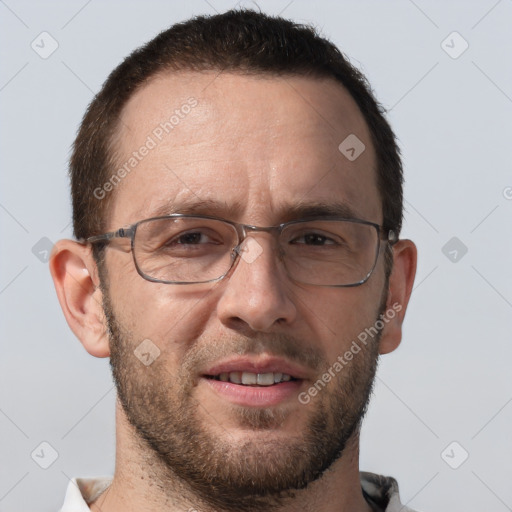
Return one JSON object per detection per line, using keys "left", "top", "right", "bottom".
{"left": 49, "top": 239, "right": 110, "bottom": 358}
{"left": 378, "top": 239, "right": 417, "bottom": 355}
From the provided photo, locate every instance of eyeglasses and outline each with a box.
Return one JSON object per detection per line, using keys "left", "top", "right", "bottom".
{"left": 84, "top": 214, "right": 397, "bottom": 287}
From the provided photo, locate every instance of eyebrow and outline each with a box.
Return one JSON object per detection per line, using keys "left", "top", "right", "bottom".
{"left": 279, "top": 200, "right": 362, "bottom": 222}
{"left": 147, "top": 198, "right": 245, "bottom": 219}
{"left": 145, "top": 197, "right": 364, "bottom": 224}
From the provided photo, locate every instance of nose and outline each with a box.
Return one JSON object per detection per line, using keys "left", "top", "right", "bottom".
{"left": 216, "top": 235, "right": 298, "bottom": 332}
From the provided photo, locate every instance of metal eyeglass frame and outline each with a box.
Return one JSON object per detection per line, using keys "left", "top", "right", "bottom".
{"left": 82, "top": 213, "right": 398, "bottom": 287}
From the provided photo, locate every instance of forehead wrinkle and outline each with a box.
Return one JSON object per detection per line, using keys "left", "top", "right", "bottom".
{"left": 108, "top": 72, "right": 381, "bottom": 231}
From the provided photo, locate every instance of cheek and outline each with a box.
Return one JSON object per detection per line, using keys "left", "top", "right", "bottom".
{"left": 107, "top": 254, "right": 218, "bottom": 355}
{"left": 308, "top": 281, "right": 385, "bottom": 361}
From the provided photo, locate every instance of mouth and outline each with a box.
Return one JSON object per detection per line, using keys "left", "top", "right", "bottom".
{"left": 200, "top": 357, "right": 308, "bottom": 407}
{"left": 205, "top": 371, "right": 297, "bottom": 386}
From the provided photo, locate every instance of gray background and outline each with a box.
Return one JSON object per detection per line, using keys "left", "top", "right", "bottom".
{"left": 1, "top": 0, "right": 511, "bottom": 510}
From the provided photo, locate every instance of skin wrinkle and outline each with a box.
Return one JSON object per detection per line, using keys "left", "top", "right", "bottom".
{"left": 108, "top": 74, "right": 379, "bottom": 229}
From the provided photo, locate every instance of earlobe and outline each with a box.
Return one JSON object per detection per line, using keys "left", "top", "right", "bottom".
{"left": 49, "top": 240, "right": 110, "bottom": 358}
{"left": 378, "top": 239, "right": 417, "bottom": 355}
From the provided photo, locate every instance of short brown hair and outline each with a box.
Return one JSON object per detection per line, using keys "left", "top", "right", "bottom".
{"left": 71, "top": 9, "right": 403, "bottom": 251}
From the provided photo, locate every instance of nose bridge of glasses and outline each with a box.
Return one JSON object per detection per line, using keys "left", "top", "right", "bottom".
{"left": 232, "top": 224, "right": 284, "bottom": 263}
{"left": 237, "top": 223, "right": 282, "bottom": 247}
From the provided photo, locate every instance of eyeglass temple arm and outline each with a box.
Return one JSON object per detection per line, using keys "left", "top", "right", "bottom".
{"left": 385, "top": 229, "right": 398, "bottom": 244}
{"left": 80, "top": 226, "right": 136, "bottom": 245}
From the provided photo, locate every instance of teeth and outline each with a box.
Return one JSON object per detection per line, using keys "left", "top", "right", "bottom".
{"left": 241, "top": 372, "right": 257, "bottom": 385}
{"left": 230, "top": 371, "right": 242, "bottom": 384}
{"left": 257, "top": 373, "right": 275, "bottom": 386}
{"left": 215, "top": 371, "right": 293, "bottom": 386}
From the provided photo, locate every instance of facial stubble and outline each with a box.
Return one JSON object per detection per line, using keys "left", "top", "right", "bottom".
{"left": 102, "top": 284, "right": 384, "bottom": 512}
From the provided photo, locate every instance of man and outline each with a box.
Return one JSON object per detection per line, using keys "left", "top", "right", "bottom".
{"left": 50, "top": 8, "right": 417, "bottom": 512}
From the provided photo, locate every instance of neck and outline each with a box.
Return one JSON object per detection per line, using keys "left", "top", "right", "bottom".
{"left": 90, "top": 401, "right": 372, "bottom": 512}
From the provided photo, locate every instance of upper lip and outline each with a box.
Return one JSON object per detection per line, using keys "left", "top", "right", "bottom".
{"left": 203, "top": 355, "right": 311, "bottom": 380}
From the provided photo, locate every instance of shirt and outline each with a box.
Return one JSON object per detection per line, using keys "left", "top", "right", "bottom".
{"left": 59, "top": 472, "right": 418, "bottom": 511}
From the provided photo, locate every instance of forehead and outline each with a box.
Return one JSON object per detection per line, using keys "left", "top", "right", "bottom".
{"left": 109, "top": 71, "right": 380, "bottom": 227}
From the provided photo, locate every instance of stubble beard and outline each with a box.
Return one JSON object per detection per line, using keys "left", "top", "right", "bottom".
{"left": 102, "top": 286, "right": 383, "bottom": 512}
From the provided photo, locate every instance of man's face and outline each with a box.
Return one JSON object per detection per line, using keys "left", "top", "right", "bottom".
{"left": 102, "top": 72, "right": 388, "bottom": 509}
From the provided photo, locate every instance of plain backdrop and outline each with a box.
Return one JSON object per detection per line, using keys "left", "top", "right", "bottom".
{"left": 1, "top": 1, "right": 511, "bottom": 511}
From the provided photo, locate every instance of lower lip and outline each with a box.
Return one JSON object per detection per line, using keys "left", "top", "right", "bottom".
{"left": 202, "top": 377, "right": 303, "bottom": 407}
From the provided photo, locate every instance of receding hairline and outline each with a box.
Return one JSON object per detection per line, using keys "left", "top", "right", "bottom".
{"left": 112, "top": 66, "right": 366, "bottom": 133}
{"left": 72, "top": 9, "right": 402, "bottom": 246}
